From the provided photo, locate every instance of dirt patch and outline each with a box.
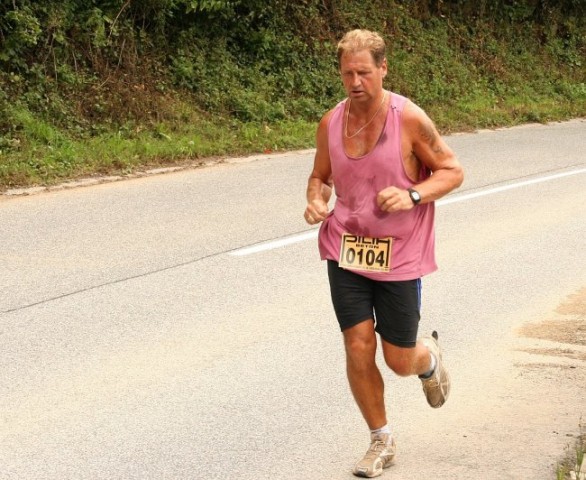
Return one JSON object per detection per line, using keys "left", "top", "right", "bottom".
{"left": 517, "top": 348, "right": 586, "bottom": 362}
{"left": 515, "top": 362, "right": 582, "bottom": 371}
{"left": 518, "top": 318, "right": 586, "bottom": 346}
{"left": 517, "top": 287, "right": 586, "bottom": 347}
{"left": 556, "top": 288, "right": 586, "bottom": 317}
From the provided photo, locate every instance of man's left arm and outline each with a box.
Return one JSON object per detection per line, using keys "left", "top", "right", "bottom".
{"left": 407, "top": 103, "right": 464, "bottom": 203}
{"left": 377, "top": 103, "right": 464, "bottom": 212}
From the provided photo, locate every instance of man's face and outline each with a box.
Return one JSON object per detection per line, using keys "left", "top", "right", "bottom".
{"left": 339, "top": 49, "right": 387, "bottom": 103}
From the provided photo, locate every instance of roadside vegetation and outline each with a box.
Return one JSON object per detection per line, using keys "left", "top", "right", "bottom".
{"left": 0, "top": 0, "right": 584, "bottom": 191}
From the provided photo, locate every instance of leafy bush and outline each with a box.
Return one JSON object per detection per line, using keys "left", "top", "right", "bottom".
{"left": 0, "top": 0, "right": 584, "bottom": 188}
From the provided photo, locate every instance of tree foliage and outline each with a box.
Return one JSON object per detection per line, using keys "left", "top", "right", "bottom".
{"left": 0, "top": 0, "right": 583, "bottom": 131}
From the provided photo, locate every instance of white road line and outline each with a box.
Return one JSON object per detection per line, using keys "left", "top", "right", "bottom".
{"left": 229, "top": 230, "right": 319, "bottom": 256}
{"left": 437, "top": 168, "right": 586, "bottom": 206}
{"left": 229, "top": 167, "right": 586, "bottom": 256}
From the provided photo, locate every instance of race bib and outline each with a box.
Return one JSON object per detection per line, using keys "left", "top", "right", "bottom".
{"left": 339, "top": 234, "right": 392, "bottom": 273}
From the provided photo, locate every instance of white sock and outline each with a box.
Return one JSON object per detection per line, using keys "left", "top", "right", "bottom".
{"left": 420, "top": 352, "right": 437, "bottom": 379}
{"left": 429, "top": 351, "right": 437, "bottom": 372}
{"left": 370, "top": 424, "right": 392, "bottom": 442}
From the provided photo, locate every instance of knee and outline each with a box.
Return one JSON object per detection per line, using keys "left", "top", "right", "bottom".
{"left": 383, "top": 351, "right": 416, "bottom": 377}
{"left": 344, "top": 334, "right": 377, "bottom": 365}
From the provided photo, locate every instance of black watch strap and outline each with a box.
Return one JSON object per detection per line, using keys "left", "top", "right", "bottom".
{"left": 408, "top": 188, "right": 421, "bottom": 205}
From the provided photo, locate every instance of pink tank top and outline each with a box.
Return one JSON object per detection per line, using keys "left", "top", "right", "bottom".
{"left": 318, "top": 91, "right": 437, "bottom": 281}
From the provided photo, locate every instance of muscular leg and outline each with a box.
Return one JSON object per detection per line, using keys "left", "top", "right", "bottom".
{"left": 343, "top": 319, "right": 387, "bottom": 430}
{"left": 381, "top": 339, "right": 431, "bottom": 377}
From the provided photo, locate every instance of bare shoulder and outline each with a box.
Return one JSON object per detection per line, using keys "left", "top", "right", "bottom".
{"left": 317, "top": 107, "right": 336, "bottom": 132}
{"left": 315, "top": 106, "right": 338, "bottom": 148}
{"left": 401, "top": 99, "right": 463, "bottom": 182}
{"left": 312, "top": 106, "right": 338, "bottom": 175}
{"left": 401, "top": 100, "right": 436, "bottom": 139}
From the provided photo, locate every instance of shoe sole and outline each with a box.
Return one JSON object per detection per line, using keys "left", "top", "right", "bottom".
{"left": 353, "top": 460, "right": 395, "bottom": 478}
{"left": 353, "top": 441, "right": 396, "bottom": 478}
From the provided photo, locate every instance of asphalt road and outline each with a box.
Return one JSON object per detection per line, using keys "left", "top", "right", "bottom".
{"left": 1, "top": 119, "right": 585, "bottom": 479}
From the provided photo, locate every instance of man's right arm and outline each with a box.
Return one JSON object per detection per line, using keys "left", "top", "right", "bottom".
{"left": 304, "top": 111, "right": 333, "bottom": 225}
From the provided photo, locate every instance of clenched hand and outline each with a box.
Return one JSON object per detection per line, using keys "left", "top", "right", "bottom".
{"left": 377, "top": 186, "right": 414, "bottom": 212}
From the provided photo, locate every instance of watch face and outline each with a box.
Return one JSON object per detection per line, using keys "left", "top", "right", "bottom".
{"left": 410, "top": 189, "right": 421, "bottom": 204}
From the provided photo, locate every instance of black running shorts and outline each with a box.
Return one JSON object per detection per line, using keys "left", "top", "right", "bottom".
{"left": 327, "top": 260, "right": 422, "bottom": 348}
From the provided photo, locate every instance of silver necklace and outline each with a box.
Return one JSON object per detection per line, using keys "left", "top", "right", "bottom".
{"left": 344, "top": 92, "right": 387, "bottom": 139}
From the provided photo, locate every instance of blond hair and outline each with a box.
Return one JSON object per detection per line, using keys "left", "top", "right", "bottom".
{"left": 337, "top": 29, "right": 386, "bottom": 67}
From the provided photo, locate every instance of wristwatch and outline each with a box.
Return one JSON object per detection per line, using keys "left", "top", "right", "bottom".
{"left": 407, "top": 188, "right": 421, "bottom": 205}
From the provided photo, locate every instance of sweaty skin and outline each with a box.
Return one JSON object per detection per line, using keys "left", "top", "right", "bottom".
{"left": 305, "top": 50, "right": 462, "bottom": 224}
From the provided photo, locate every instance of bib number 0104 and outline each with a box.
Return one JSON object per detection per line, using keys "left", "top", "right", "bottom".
{"left": 339, "top": 234, "right": 392, "bottom": 273}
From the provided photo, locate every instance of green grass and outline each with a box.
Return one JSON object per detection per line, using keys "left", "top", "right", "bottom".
{"left": 0, "top": 109, "right": 317, "bottom": 190}
{"left": 557, "top": 421, "right": 585, "bottom": 480}
{"left": 2, "top": 90, "right": 584, "bottom": 192}
{"left": 0, "top": 1, "right": 584, "bottom": 192}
